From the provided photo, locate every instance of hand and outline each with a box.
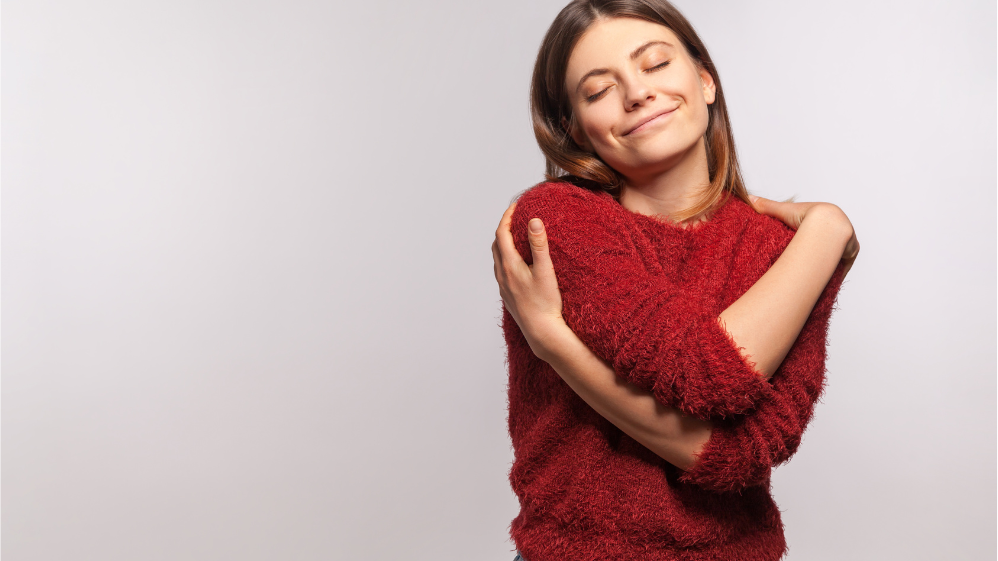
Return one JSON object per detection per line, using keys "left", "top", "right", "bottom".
{"left": 492, "top": 201, "right": 567, "bottom": 359}
{"left": 749, "top": 195, "right": 860, "bottom": 279}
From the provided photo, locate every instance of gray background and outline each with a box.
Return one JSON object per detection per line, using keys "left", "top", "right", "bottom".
{"left": 3, "top": 0, "right": 995, "bottom": 559}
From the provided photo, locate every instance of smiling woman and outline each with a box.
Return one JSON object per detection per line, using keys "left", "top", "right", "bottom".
{"left": 567, "top": 20, "right": 717, "bottom": 188}
{"left": 493, "top": 1, "right": 859, "bottom": 560}
{"left": 530, "top": 0, "right": 749, "bottom": 222}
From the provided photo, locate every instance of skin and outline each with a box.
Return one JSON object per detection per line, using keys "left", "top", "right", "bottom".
{"left": 492, "top": 17, "right": 860, "bottom": 470}
{"left": 566, "top": 18, "right": 717, "bottom": 218}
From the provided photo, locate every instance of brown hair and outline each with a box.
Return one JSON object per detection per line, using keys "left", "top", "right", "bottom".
{"left": 530, "top": 0, "right": 753, "bottom": 222}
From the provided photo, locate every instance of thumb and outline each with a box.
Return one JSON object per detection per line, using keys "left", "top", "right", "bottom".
{"left": 527, "top": 218, "right": 553, "bottom": 270}
{"left": 750, "top": 195, "right": 804, "bottom": 230}
{"left": 749, "top": 194, "right": 766, "bottom": 211}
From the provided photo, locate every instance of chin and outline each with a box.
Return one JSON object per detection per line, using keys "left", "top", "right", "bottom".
{"left": 637, "top": 136, "right": 701, "bottom": 164}
{"left": 622, "top": 147, "right": 689, "bottom": 171}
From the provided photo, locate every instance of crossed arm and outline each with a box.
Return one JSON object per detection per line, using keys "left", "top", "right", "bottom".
{"left": 492, "top": 192, "right": 858, "bottom": 479}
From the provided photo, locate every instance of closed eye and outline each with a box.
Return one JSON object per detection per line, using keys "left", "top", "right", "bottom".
{"left": 584, "top": 60, "right": 670, "bottom": 103}
{"left": 585, "top": 86, "right": 612, "bottom": 103}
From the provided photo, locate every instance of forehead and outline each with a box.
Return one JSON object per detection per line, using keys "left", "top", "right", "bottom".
{"left": 566, "top": 18, "right": 684, "bottom": 79}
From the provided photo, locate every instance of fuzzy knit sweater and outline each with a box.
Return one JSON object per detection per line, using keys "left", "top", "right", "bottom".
{"left": 502, "top": 181, "right": 845, "bottom": 561}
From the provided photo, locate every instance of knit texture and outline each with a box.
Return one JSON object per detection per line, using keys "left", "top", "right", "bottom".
{"left": 503, "top": 181, "right": 845, "bottom": 561}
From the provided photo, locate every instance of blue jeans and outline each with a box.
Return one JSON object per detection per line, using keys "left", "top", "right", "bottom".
{"left": 514, "top": 553, "right": 526, "bottom": 561}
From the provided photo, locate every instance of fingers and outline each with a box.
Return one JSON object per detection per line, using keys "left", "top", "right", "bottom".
{"left": 493, "top": 201, "right": 556, "bottom": 282}
{"left": 491, "top": 238, "right": 503, "bottom": 281}
{"left": 494, "top": 201, "right": 517, "bottom": 239}
{"left": 844, "top": 235, "right": 860, "bottom": 260}
{"left": 527, "top": 218, "right": 552, "bottom": 271}
{"left": 841, "top": 234, "right": 860, "bottom": 280}
{"left": 493, "top": 238, "right": 514, "bottom": 310}
{"left": 493, "top": 203, "right": 523, "bottom": 314}
{"left": 749, "top": 194, "right": 805, "bottom": 230}
{"left": 495, "top": 202, "right": 520, "bottom": 266}
{"left": 749, "top": 195, "right": 788, "bottom": 221}
{"left": 750, "top": 194, "right": 778, "bottom": 215}
{"left": 493, "top": 202, "right": 533, "bottom": 300}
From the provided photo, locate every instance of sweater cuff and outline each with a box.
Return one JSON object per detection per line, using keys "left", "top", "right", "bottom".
{"left": 677, "top": 420, "right": 772, "bottom": 493}
{"left": 666, "top": 314, "right": 773, "bottom": 419}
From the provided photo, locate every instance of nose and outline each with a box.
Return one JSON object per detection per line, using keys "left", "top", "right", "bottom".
{"left": 621, "top": 73, "right": 654, "bottom": 111}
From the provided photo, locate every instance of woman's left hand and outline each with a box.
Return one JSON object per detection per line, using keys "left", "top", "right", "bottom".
{"left": 492, "top": 201, "right": 567, "bottom": 360}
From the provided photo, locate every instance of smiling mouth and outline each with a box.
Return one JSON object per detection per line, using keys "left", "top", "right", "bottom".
{"left": 624, "top": 107, "right": 678, "bottom": 136}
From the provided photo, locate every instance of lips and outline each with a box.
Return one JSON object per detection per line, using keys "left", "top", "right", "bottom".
{"left": 623, "top": 107, "right": 678, "bottom": 136}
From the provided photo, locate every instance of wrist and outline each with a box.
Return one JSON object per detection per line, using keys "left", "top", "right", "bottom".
{"left": 524, "top": 315, "right": 571, "bottom": 363}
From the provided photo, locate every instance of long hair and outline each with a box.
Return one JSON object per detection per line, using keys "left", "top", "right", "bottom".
{"left": 530, "top": 0, "right": 753, "bottom": 222}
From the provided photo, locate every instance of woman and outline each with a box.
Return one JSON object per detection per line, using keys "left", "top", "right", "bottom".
{"left": 491, "top": 1, "right": 859, "bottom": 560}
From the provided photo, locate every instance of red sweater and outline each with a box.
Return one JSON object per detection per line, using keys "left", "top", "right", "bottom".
{"left": 503, "top": 181, "right": 845, "bottom": 561}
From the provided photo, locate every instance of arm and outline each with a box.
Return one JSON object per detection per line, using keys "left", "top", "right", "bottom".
{"left": 494, "top": 211, "right": 710, "bottom": 469}
{"left": 526, "top": 260, "right": 846, "bottom": 488}
{"left": 505, "top": 183, "right": 770, "bottom": 419}
{"left": 678, "top": 261, "right": 846, "bottom": 492}
{"left": 505, "top": 183, "right": 850, "bottom": 419}
{"left": 493, "top": 190, "right": 856, "bottom": 475}
{"left": 718, "top": 199, "right": 855, "bottom": 378}
{"left": 532, "top": 314, "right": 712, "bottom": 471}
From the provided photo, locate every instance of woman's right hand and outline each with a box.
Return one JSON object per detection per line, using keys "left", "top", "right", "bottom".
{"left": 492, "top": 201, "right": 568, "bottom": 362}
{"left": 749, "top": 195, "right": 860, "bottom": 279}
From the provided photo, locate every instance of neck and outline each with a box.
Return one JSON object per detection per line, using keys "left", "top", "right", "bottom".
{"left": 618, "top": 137, "right": 711, "bottom": 224}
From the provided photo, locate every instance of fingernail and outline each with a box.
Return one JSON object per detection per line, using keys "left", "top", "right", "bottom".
{"left": 749, "top": 195, "right": 759, "bottom": 204}
{"left": 528, "top": 218, "right": 543, "bottom": 234}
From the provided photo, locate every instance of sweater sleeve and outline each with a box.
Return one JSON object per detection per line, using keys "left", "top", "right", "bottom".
{"left": 510, "top": 182, "right": 772, "bottom": 419}
{"left": 677, "top": 262, "right": 846, "bottom": 492}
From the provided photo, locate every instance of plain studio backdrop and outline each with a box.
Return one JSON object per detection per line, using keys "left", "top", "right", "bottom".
{"left": 3, "top": 0, "right": 995, "bottom": 559}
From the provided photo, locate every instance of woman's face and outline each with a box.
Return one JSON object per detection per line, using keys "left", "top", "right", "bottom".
{"left": 564, "top": 17, "right": 716, "bottom": 182}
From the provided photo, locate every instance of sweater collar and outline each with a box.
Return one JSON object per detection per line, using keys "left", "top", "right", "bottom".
{"left": 602, "top": 191, "right": 744, "bottom": 238}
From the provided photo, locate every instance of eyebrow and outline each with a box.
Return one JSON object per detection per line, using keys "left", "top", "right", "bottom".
{"left": 574, "top": 40, "right": 674, "bottom": 95}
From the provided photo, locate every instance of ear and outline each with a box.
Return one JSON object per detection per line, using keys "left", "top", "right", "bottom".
{"left": 561, "top": 115, "right": 593, "bottom": 151}
{"left": 699, "top": 68, "right": 716, "bottom": 105}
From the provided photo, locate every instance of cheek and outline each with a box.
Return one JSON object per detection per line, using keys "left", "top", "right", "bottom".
{"left": 583, "top": 122, "right": 606, "bottom": 145}
{"left": 690, "top": 98, "right": 711, "bottom": 134}
{"left": 580, "top": 109, "right": 617, "bottom": 144}
{"left": 689, "top": 82, "right": 713, "bottom": 125}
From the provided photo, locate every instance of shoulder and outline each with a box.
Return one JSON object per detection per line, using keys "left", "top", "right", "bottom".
{"left": 722, "top": 196, "right": 796, "bottom": 261}
{"left": 512, "top": 180, "right": 621, "bottom": 219}
{"left": 513, "top": 181, "right": 624, "bottom": 231}
{"left": 508, "top": 181, "right": 634, "bottom": 253}
{"left": 727, "top": 196, "right": 792, "bottom": 233}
